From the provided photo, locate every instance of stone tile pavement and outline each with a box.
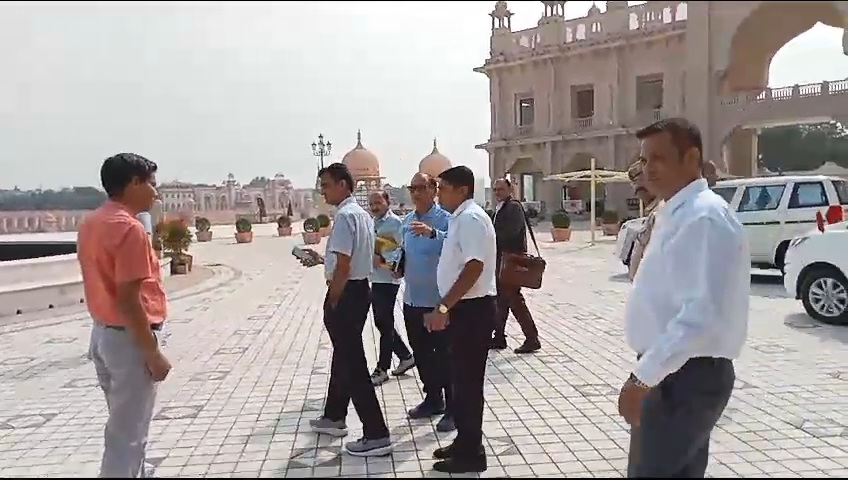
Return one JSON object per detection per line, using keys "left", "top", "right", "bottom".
{"left": 0, "top": 229, "right": 847, "bottom": 478}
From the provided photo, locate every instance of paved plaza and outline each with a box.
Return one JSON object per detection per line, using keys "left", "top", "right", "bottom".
{"left": 1, "top": 226, "right": 847, "bottom": 478}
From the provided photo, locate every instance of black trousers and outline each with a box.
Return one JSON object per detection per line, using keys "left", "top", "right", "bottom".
{"left": 371, "top": 282, "right": 412, "bottom": 371}
{"left": 322, "top": 280, "right": 389, "bottom": 439}
{"left": 627, "top": 357, "right": 735, "bottom": 478}
{"left": 448, "top": 296, "right": 496, "bottom": 455}
{"left": 403, "top": 304, "right": 453, "bottom": 411}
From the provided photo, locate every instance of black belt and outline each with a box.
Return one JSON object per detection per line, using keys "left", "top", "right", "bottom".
{"left": 104, "top": 323, "right": 163, "bottom": 332}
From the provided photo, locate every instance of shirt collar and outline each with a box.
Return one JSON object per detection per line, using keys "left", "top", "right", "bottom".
{"left": 414, "top": 202, "right": 438, "bottom": 219}
{"left": 105, "top": 199, "right": 134, "bottom": 215}
{"left": 338, "top": 195, "right": 357, "bottom": 208}
{"left": 659, "top": 178, "right": 708, "bottom": 219}
{"left": 376, "top": 209, "right": 394, "bottom": 222}
{"left": 451, "top": 199, "right": 477, "bottom": 217}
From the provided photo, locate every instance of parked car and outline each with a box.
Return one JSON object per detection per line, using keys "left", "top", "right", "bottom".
{"left": 713, "top": 175, "right": 847, "bottom": 271}
{"left": 783, "top": 220, "right": 848, "bottom": 325}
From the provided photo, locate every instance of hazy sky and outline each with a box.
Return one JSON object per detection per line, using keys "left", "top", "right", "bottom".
{"left": 1, "top": 1, "right": 847, "bottom": 190}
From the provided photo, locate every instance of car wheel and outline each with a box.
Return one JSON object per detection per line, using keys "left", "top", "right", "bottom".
{"left": 800, "top": 267, "right": 848, "bottom": 325}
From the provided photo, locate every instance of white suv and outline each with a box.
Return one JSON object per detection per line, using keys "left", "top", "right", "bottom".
{"left": 711, "top": 175, "right": 847, "bottom": 271}
{"left": 783, "top": 221, "right": 848, "bottom": 325}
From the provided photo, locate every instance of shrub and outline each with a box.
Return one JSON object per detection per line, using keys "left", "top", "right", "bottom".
{"left": 303, "top": 217, "right": 320, "bottom": 233}
{"left": 195, "top": 217, "right": 211, "bottom": 232}
{"left": 277, "top": 215, "right": 291, "bottom": 228}
{"left": 316, "top": 214, "right": 331, "bottom": 228}
{"left": 601, "top": 210, "right": 620, "bottom": 224}
{"left": 235, "top": 217, "right": 252, "bottom": 233}
{"left": 160, "top": 219, "right": 193, "bottom": 255}
{"left": 551, "top": 210, "right": 571, "bottom": 229}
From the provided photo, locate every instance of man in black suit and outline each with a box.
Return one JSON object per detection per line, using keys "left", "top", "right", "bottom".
{"left": 490, "top": 178, "right": 541, "bottom": 354}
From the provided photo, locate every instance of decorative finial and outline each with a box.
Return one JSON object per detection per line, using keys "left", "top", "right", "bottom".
{"left": 432, "top": 137, "right": 439, "bottom": 153}
{"left": 356, "top": 129, "right": 363, "bottom": 148}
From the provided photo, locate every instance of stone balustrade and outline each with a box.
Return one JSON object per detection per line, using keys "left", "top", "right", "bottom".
{"left": 719, "top": 80, "right": 848, "bottom": 107}
{"left": 492, "top": 1, "right": 687, "bottom": 60}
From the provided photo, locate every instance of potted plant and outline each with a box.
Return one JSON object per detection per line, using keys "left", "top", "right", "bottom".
{"left": 551, "top": 210, "right": 572, "bottom": 242}
{"left": 277, "top": 215, "right": 293, "bottom": 237}
{"left": 195, "top": 217, "right": 212, "bottom": 242}
{"left": 235, "top": 217, "right": 253, "bottom": 243}
{"left": 316, "top": 214, "right": 331, "bottom": 237}
{"left": 302, "top": 217, "right": 321, "bottom": 245}
{"left": 160, "top": 219, "right": 194, "bottom": 274}
{"left": 601, "top": 210, "right": 620, "bottom": 236}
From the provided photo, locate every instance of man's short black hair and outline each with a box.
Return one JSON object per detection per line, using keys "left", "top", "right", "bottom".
{"left": 440, "top": 166, "right": 475, "bottom": 199}
{"left": 100, "top": 153, "right": 158, "bottom": 198}
{"left": 636, "top": 117, "right": 703, "bottom": 165}
{"left": 318, "top": 162, "right": 355, "bottom": 193}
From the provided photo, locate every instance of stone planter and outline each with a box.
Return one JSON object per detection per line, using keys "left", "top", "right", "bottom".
{"left": 602, "top": 223, "right": 620, "bottom": 236}
{"left": 277, "top": 226, "right": 293, "bottom": 237}
{"left": 319, "top": 226, "right": 331, "bottom": 237}
{"left": 551, "top": 228, "right": 572, "bottom": 242}
{"left": 302, "top": 232, "right": 321, "bottom": 245}
{"left": 196, "top": 230, "right": 213, "bottom": 242}
{"left": 235, "top": 231, "right": 253, "bottom": 243}
{"left": 170, "top": 253, "right": 193, "bottom": 275}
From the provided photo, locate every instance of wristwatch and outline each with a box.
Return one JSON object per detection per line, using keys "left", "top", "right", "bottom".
{"left": 437, "top": 304, "right": 449, "bottom": 314}
{"left": 429, "top": 228, "right": 437, "bottom": 239}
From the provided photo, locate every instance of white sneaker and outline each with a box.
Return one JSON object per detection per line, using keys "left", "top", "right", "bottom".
{"left": 370, "top": 368, "right": 389, "bottom": 386}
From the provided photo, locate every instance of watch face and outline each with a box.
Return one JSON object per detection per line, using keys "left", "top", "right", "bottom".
{"left": 438, "top": 305, "right": 448, "bottom": 314}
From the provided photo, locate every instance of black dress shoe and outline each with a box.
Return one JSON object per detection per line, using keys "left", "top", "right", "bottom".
{"left": 435, "top": 413, "right": 456, "bottom": 432}
{"left": 433, "top": 444, "right": 484, "bottom": 460}
{"left": 408, "top": 399, "right": 445, "bottom": 419}
{"left": 433, "top": 454, "right": 487, "bottom": 473}
{"left": 489, "top": 337, "right": 507, "bottom": 350}
{"left": 514, "top": 339, "right": 541, "bottom": 354}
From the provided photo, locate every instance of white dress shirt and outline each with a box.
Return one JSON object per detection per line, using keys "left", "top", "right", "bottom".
{"left": 437, "top": 199, "right": 497, "bottom": 300}
{"left": 625, "top": 179, "right": 749, "bottom": 387}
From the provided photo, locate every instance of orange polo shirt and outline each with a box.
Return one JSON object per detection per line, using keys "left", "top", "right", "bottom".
{"left": 77, "top": 200, "right": 167, "bottom": 326}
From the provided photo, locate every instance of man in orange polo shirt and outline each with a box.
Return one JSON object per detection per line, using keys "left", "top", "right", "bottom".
{"left": 77, "top": 153, "right": 170, "bottom": 478}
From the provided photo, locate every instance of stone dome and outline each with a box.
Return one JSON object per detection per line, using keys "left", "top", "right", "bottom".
{"left": 418, "top": 138, "right": 452, "bottom": 178}
{"left": 342, "top": 130, "right": 381, "bottom": 179}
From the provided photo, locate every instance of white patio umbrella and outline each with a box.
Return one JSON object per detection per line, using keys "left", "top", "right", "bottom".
{"left": 544, "top": 158, "right": 631, "bottom": 244}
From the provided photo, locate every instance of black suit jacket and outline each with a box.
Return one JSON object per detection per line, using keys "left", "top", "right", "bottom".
{"left": 493, "top": 197, "right": 527, "bottom": 256}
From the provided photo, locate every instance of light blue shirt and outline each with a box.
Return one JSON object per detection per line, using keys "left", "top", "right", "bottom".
{"left": 401, "top": 203, "right": 451, "bottom": 308}
{"left": 370, "top": 210, "right": 403, "bottom": 284}
{"left": 136, "top": 212, "right": 153, "bottom": 235}
{"left": 325, "top": 196, "right": 375, "bottom": 282}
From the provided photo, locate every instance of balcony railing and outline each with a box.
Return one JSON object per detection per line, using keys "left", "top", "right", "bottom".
{"left": 719, "top": 80, "right": 848, "bottom": 107}
{"left": 632, "top": 108, "right": 664, "bottom": 126}
{"left": 575, "top": 117, "right": 594, "bottom": 129}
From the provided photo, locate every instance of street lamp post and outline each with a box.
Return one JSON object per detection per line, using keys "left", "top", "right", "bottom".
{"left": 311, "top": 134, "right": 332, "bottom": 170}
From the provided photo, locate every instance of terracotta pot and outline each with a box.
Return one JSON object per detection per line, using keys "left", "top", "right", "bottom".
{"left": 235, "top": 231, "right": 253, "bottom": 243}
{"left": 602, "top": 223, "right": 620, "bottom": 236}
{"left": 551, "top": 227, "right": 572, "bottom": 242}
{"left": 319, "top": 226, "right": 331, "bottom": 237}
{"left": 277, "top": 226, "right": 293, "bottom": 237}
{"left": 196, "top": 230, "right": 213, "bottom": 242}
{"left": 302, "top": 232, "right": 321, "bottom": 245}
{"left": 170, "top": 253, "right": 193, "bottom": 275}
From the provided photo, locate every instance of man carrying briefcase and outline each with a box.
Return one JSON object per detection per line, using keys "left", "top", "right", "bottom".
{"left": 490, "top": 178, "right": 544, "bottom": 354}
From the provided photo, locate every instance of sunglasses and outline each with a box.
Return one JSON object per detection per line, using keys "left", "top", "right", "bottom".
{"left": 407, "top": 185, "right": 430, "bottom": 193}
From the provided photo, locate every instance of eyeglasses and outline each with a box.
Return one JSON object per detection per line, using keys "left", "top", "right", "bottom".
{"left": 407, "top": 185, "right": 429, "bottom": 193}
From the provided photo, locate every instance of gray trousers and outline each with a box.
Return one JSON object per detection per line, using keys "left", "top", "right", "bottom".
{"left": 627, "top": 357, "right": 735, "bottom": 478}
{"left": 88, "top": 323, "right": 158, "bottom": 478}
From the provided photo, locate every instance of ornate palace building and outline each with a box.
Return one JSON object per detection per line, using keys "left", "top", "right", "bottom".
{"left": 476, "top": 1, "right": 848, "bottom": 213}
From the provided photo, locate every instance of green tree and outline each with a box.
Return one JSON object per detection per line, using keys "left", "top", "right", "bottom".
{"left": 759, "top": 122, "right": 848, "bottom": 172}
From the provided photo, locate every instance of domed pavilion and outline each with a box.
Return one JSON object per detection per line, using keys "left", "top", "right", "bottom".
{"left": 342, "top": 130, "right": 383, "bottom": 207}
{"left": 418, "top": 138, "right": 452, "bottom": 179}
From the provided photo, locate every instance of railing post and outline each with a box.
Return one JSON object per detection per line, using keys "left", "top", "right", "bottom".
{"left": 792, "top": 84, "right": 800, "bottom": 98}
{"left": 822, "top": 80, "right": 830, "bottom": 95}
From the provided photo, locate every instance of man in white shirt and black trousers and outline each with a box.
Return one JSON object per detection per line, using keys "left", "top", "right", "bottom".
{"left": 619, "top": 118, "right": 749, "bottom": 478}
{"left": 423, "top": 165, "right": 497, "bottom": 474}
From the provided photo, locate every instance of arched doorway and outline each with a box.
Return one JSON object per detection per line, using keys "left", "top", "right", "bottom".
{"left": 713, "top": 1, "right": 848, "bottom": 175}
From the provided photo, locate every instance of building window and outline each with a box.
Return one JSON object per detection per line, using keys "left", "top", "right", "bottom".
{"left": 571, "top": 86, "right": 595, "bottom": 118}
{"left": 521, "top": 174, "right": 535, "bottom": 202}
{"left": 518, "top": 98, "right": 534, "bottom": 127}
{"left": 636, "top": 74, "right": 664, "bottom": 111}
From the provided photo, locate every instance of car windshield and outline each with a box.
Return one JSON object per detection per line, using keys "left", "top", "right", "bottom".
{"left": 833, "top": 180, "right": 848, "bottom": 205}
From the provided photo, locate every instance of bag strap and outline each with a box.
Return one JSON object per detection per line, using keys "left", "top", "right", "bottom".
{"left": 517, "top": 201, "right": 541, "bottom": 258}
